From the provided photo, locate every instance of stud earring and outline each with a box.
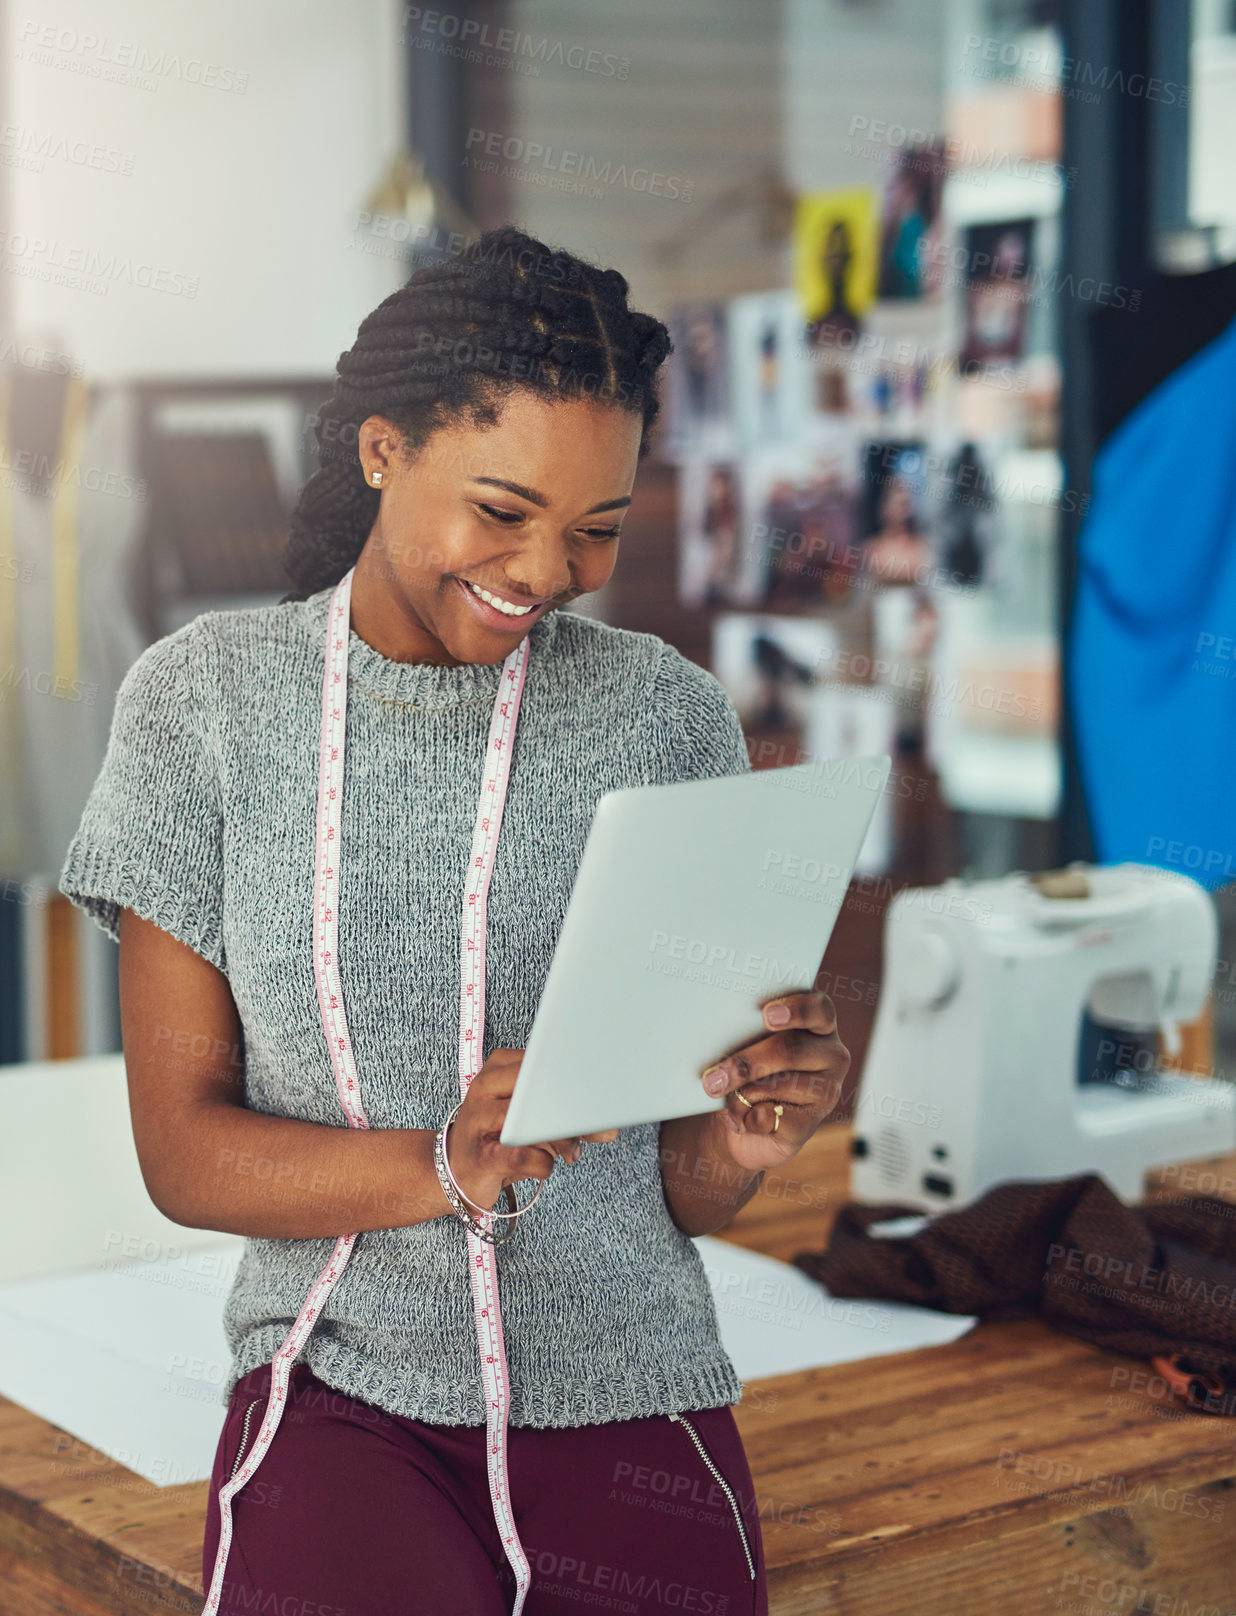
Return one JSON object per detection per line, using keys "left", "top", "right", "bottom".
{"left": 371, "top": 471, "right": 383, "bottom": 486}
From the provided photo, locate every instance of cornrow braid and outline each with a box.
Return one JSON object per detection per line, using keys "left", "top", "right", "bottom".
{"left": 280, "top": 224, "right": 674, "bottom": 601}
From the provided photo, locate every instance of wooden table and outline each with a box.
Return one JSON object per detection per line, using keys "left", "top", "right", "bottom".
{"left": 3, "top": 1124, "right": 1236, "bottom": 1615}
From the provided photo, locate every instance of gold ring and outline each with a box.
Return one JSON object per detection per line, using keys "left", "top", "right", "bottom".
{"left": 734, "top": 1088, "right": 753, "bottom": 1108}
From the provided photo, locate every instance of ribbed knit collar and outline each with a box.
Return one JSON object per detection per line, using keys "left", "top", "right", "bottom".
{"left": 301, "top": 583, "right": 562, "bottom": 710}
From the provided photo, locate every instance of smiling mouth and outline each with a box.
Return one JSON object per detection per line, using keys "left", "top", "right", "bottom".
{"left": 455, "top": 576, "right": 555, "bottom": 627}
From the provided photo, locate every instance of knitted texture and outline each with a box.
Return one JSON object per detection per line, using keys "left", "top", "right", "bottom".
{"left": 59, "top": 586, "right": 751, "bottom": 1427}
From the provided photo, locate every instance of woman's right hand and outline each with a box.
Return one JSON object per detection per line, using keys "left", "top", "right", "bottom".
{"left": 443, "top": 1048, "right": 619, "bottom": 1213}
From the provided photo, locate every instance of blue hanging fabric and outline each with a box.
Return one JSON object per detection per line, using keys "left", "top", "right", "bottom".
{"left": 1068, "top": 311, "right": 1236, "bottom": 890}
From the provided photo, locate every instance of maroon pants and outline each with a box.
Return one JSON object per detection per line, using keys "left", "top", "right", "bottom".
{"left": 202, "top": 1359, "right": 769, "bottom": 1615}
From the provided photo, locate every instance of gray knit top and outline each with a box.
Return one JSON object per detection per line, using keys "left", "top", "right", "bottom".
{"left": 59, "top": 583, "right": 752, "bottom": 1427}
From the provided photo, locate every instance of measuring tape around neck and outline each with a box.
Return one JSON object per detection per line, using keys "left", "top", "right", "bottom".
{"left": 202, "top": 565, "right": 534, "bottom": 1614}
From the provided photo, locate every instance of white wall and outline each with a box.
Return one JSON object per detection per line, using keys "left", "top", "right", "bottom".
{"left": 500, "top": 0, "right": 788, "bottom": 310}
{"left": 782, "top": 0, "right": 945, "bottom": 193}
{"left": 496, "top": 0, "right": 945, "bottom": 313}
{"left": 2, "top": 0, "right": 408, "bottom": 379}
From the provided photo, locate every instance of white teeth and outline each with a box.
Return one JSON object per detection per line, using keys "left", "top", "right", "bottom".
{"left": 466, "top": 580, "right": 535, "bottom": 616}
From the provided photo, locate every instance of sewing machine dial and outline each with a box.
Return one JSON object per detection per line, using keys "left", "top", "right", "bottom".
{"left": 900, "top": 928, "right": 960, "bottom": 1010}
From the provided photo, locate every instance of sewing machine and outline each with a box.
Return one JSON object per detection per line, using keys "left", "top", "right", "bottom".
{"left": 850, "top": 862, "right": 1236, "bottom": 1209}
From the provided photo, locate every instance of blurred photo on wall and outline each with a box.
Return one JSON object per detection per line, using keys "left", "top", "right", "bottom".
{"left": 794, "top": 188, "right": 878, "bottom": 412}
{"left": 728, "top": 289, "right": 811, "bottom": 447}
{"left": 677, "top": 455, "right": 745, "bottom": 609}
{"left": 711, "top": 610, "right": 838, "bottom": 735}
{"left": 876, "top": 137, "right": 948, "bottom": 302}
{"left": 960, "top": 219, "right": 1035, "bottom": 370}
{"left": 663, "top": 301, "right": 734, "bottom": 461}
{"left": 745, "top": 444, "right": 861, "bottom": 610}
{"left": 857, "top": 439, "right": 931, "bottom": 587}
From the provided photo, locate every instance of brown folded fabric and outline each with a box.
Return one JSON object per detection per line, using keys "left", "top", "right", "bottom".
{"left": 792, "top": 1174, "right": 1236, "bottom": 1413}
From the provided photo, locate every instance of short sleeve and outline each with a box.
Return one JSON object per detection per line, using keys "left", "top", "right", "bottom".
{"left": 58, "top": 624, "right": 226, "bottom": 974}
{"left": 646, "top": 641, "right": 752, "bottom": 785}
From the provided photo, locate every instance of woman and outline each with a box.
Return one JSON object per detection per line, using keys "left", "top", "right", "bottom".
{"left": 861, "top": 472, "right": 929, "bottom": 586}
{"left": 59, "top": 225, "right": 849, "bottom": 1616}
{"left": 701, "top": 461, "right": 740, "bottom": 606}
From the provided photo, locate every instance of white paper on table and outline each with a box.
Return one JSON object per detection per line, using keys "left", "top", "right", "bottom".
{"left": 0, "top": 1234, "right": 976, "bottom": 1488}
{"left": 693, "top": 1235, "right": 976, "bottom": 1381}
{"left": 0, "top": 1239, "right": 243, "bottom": 1487}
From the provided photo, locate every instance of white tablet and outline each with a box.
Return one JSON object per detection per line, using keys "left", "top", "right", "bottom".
{"left": 499, "top": 753, "right": 891, "bottom": 1147}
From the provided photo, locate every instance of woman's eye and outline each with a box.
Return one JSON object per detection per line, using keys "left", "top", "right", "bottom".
{"left": 476, "top": 503, "right": 619, "bottom": 541}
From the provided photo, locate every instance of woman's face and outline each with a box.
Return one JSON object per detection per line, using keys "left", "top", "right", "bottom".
{"left": 708, "top": 465, "right": 735, "bottom": 502}
{"left": 354, "top": 391, "right": 642, "bottom": 667}
{"left": 881, "top": 476, "right": 914, "bottom": 526}
{"left": 823, "top": 221, "right": 851, "bottom": 273}
{"left": 684, "top": 310, "right": 717, "bottom": 367}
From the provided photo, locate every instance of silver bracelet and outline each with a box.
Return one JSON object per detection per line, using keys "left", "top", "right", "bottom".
{"left": 433, "top": 1103, "right": 546, "bottom": 1245}
{"left": 440, "top": 1102, "right": 548, "bottom": 1220}
{"left": 434, "top": 1116, "right": 509, "bottom": 1244}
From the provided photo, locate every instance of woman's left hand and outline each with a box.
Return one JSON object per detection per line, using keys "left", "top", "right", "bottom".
{"left": 699, "top": 990, "right": 849, "bottom": 1172}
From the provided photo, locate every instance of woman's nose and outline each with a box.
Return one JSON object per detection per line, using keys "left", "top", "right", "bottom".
{"left": 502, "top": 537, "right": 572, "bottom": 601}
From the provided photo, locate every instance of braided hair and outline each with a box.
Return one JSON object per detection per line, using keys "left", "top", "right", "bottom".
{"left": 280, "top": 224, "right": 674, "bottom": 602}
